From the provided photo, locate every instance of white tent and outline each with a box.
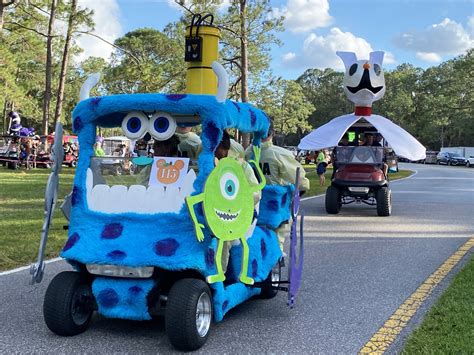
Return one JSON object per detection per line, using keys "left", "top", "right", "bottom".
{"left": 298, "top": 113, "right": 426, "bottom": 161}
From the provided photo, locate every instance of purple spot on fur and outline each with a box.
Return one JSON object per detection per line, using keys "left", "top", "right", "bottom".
{"left": 222, "top": 300, "right": 229, "bottom": 311}
{"left": 231, "top": 101, "right": 241, "bottom": 113}
{"left": 281, "top": 193, "right": 288, "bottom": 207}
{"left": 166, "top": 94, "right": 187, "bottom": 101}
{"left": 98, "top": 288, "right": 119, "bottom": 308}
{"left": 249, "top": 109, "right": 257, "bottom": 127}
{"left": 73, "top": 117, "right": 83, "bottom": 132}
{"left": 63, "top": 232, "right": 79, "bottom": 252}
{"left": 261, "top": 238, "right": 267, "bottom": 258}
{"left": 71, "top": 185, "right": 80, "bottom": 206}
{"left": 267, "top": 199, "right": 279, "bottom": 211}
{"left": 262, "top": 228, "right": 272, "bottom": 238}
{"left": 129, "top": 286, "right": 143, "bottom": 296}
{"left": 90, "top": 97, "right": 101, "bottom": 106}
{"left": 107, "top": 250, "right": 126, "bottom": 260}
{"left": 204, "top": 121, "right": 220, "bottom": 151}
{"left": 101, "top": 223, "right": 123, "bottom": 239}
{"left": 252, "top": 259, "right": 258, "bottom": 278}
{"left": 206, "top": 248, "right": 215, "bottom": 267}
{"left": 154, "top": 238, "right": 179, "bottom": 256}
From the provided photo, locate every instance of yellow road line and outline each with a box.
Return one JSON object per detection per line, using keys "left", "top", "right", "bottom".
{"left": 359, "top": 237, "right": 474, "bottom": 354}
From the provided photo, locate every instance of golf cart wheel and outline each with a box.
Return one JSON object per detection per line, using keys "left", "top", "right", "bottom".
{"left": 70, "top": 160, "right": 77, "bottom": 168}
{"left": 165, "top": 278, "right": 212, "bottom": 351}
{"left": 43, "top": 271, "right": 94, "bottom": 336}
{"left": 260, "top": 261, "right": 282, "bottom": 299}
{"left": 376, "top": 187, "right": 392, "bottom": 217}
{"left": 325, "top": 185, "right": 341, "bottom": 214}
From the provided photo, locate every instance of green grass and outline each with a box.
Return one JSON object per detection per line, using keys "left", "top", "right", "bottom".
{"left": 0, "top": 165, "right": 413, "bottom": 271}
{"left": 0, "top": 166, "right": 75, "bottom": 271}
{"left": 402, "top": 255, "right": 474, "bottom": 353}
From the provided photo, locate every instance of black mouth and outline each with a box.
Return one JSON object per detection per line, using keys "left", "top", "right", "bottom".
{"left": 347, "top": 69, "right": 383, "bottom": 94}
{"left": 214, "top": 208, "right": 239, "bottom": 221}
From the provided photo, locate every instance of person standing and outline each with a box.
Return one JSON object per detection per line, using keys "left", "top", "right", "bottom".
{"left": 316, "top": 149, "right": 329, "bottom": 186}
{"left": 245, "top": 124, "right": 310, "bottom": 252}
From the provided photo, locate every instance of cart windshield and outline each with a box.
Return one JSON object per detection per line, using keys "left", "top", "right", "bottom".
{"left": 335, "top": 146, "right": 385, "bottom": 164}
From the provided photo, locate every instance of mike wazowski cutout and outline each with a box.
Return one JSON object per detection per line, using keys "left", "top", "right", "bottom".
{"left": 186, "top": 146, "right": 265, "bottom": 285}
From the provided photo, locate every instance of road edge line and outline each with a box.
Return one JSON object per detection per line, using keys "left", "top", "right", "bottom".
{"left": 0, "top": 257, "right": 63, "bottom": 276}
{"left": 359, "top": 236, "right": 474, "bottom": 354}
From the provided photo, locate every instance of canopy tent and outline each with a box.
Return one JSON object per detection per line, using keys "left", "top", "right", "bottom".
{"left": 298, "top": 113, "right": 426, "bottom": 161}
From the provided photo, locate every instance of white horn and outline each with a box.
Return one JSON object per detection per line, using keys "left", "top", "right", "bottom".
{"left": 79, "top": 72, "right": 101, "bottom": 101}
{"left": 212, "top": 61, "right": 229, "bottom": 103}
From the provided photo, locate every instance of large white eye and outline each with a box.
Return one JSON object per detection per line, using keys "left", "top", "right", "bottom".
{"left": 220, "top": 172, "right": 239, "bottom": 200}
{"left": 121, "top": 111, "right": 148, "bottom": 139}
{"left": 149, "top": 112, "right": 177, "bottom": 141}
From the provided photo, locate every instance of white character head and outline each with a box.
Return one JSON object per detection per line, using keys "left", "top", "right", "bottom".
{"left": 336, "top": 51, "right": 386, "bottom": 107}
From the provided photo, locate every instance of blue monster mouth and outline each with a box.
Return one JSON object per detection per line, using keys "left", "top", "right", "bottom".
{"left": 214, "top": 208, "right": 240, "bottom": 222}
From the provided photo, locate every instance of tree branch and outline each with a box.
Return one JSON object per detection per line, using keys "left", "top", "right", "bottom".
{"left": 4, "top": 21, "right": 53, "bottom": 37}
{"left": 74, "top": 30, "right": 142, "bottom": 65}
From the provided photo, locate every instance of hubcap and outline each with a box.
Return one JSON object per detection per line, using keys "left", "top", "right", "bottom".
{"left": 196, "top": 292, "right": 211, "bottom": 338}
{"left": 71, "top": 284, "right": 92, "bottom": 325}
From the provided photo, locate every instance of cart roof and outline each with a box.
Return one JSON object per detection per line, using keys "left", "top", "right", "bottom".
{"left": 298, "top": 113, "right": 426, "bottom": 161}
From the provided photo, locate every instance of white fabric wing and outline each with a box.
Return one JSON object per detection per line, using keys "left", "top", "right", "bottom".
{"left": 366, "top": 115, "right": 426, "bottom": 161}
{"left": 298, "top": 113, "right": 426, "bottom": 161}
{"left": 298, "top": 114, "right": 359, "bottom": 151}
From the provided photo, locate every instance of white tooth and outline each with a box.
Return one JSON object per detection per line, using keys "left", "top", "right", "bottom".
{"left": 108, "top": 185, "right": 128, "bottom": 213}
{"left": 86, "top": 168, "right": 93, "bottom": 207}
{"left": 164, "top": 186, "right": 180, "bottom": 213}
{"left": 147, "top": 185, "right": 166, "bottom": 213}
{"left": 180, "top": 169, "right": 196, "bottom": 198}
{"left": 90, "top": 184, "right": 110, "bottom": 212}
{"left": 127, "top": 185, "right": 147, "bottom": 213}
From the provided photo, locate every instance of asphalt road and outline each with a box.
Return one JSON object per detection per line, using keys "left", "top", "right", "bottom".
{"left": 1, "top": 163, "right": 473, "bottom": 353}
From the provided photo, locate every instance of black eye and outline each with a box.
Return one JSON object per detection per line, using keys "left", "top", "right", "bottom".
{"left": 374, "top": 64, "right": 381, "bottom": 76}
{"left": 349, "top": 63, "right": 358, "bottom": 76}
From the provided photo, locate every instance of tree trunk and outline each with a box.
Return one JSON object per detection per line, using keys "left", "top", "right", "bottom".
{"left": 239, "top": 0, "right": 251, "bottom": 148}
{"left": 54, "top": 0, "right": 77, "bottom": 127}
{"left": 0, "top": 1, "right": 15, "bottom": 31}
{"left": 41, "top": 0, "right": 58, "bottom": 136}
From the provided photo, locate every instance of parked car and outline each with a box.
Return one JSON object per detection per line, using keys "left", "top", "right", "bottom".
{"left": 436, "top": 151, "right": 467, "bottom": 166}
{"left": 466, "top": 156, "right": 474, "bottom": 168}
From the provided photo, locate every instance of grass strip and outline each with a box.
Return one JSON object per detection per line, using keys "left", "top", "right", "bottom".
{"left": 402, "top": 253, "right": 474, "bottom": 353}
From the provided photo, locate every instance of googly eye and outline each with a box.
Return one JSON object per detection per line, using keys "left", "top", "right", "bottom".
{"left": 149, "top": 112, "right": 177, "bottom": 141}
{"left": 220, "top": 172, "right": 239, "bottom": 200}
{"left": 121, "top": 111, "right": 148, "bottom": 140}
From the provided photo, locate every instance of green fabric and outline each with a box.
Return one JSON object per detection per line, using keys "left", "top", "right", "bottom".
{"left": 94, "top": 147, "right": 105, "bottom": 157}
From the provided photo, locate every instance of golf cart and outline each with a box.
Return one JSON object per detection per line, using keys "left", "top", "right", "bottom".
{"left": 30, "top": 17, "right": 304, "bottom": 352}
{"left": 100, "top": 136, "right": 133, "bottom": 176}
{"left": 327, "top": 145, "right": 391, "bottom": 216}
{"left": 299, "top": 50, "right": 425, "bottom": 217}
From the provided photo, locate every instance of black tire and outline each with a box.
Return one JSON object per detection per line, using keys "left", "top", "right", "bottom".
{"left": 70, "top": 160, "right": 77, "bottom": 168}
{"left": 325, "top": 185, "right": 341, "bottom": 214}
{"left": 260, "top": 262, "right": 281, "bottom": 299}
{"left": 43, "top": 271, "right": 94, "bottom": 336}
{"left": 376, "top": 187, "right": 392, "bottom": 217}
{"left": 165, "top": 278, "right": 212, "bottom": 351}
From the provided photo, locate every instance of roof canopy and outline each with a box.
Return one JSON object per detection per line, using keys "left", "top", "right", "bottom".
{"left": 298, "top": 113, "right": 426, "bottom": 161}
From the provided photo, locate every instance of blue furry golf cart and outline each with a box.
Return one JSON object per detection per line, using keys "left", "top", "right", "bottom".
{"left": 30, "top": 18, "right": 304, "bottom": 351}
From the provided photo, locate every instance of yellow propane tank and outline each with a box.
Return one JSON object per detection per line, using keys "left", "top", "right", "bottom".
{"left": 185, "top": 24, "right": 221, "bottom": 95}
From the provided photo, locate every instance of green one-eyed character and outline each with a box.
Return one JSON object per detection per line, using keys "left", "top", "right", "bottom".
{"left": 186, "top": 147, "right": 265, "bottom": 285}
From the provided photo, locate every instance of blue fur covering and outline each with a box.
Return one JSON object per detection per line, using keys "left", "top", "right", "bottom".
{"left": 63, "top": 92, "right": 282, "bottom": 322}
{"left": 92, "top": 277, "right": 154, "bottom": 320}
{"left": 258, "top": 185, "right": 295, "bottom": 229}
